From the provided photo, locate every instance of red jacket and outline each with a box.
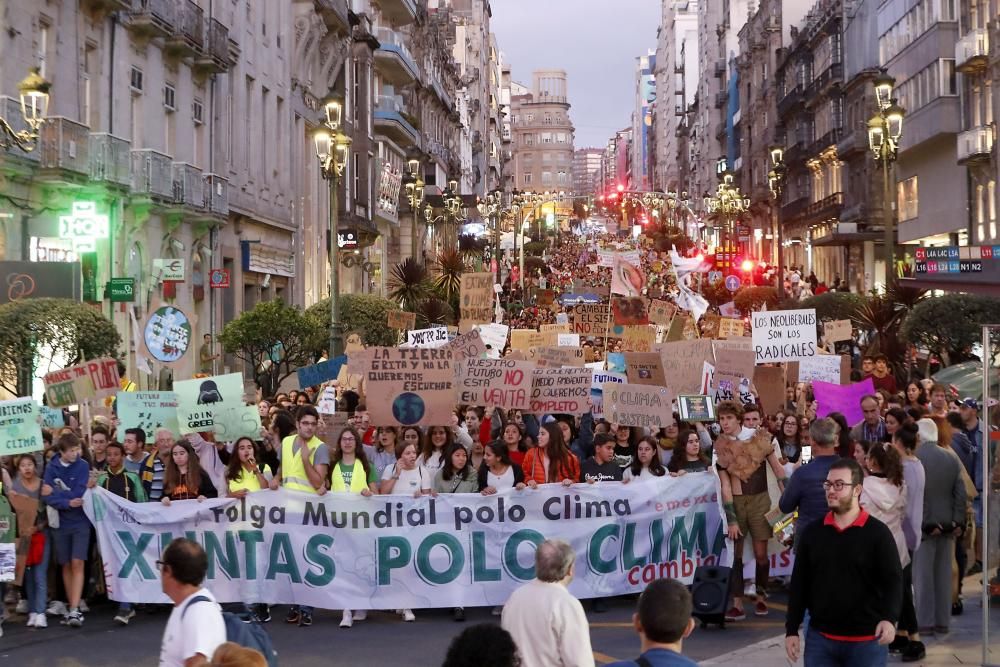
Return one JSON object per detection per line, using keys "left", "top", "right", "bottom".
{"left": 521, "top": 448, "right": 580, "bottom": 485}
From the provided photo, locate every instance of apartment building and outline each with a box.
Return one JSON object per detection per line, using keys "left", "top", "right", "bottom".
{"left": 632, "top": 51, "right": 656, "bottom": 192}
{"left": 572, "top": 148, "right": 603, "bottom": 197}
{"left": 652, "top": 0, "right": 699, "bottom": 192}
{"left": 510, "top": 70, "right": 575, "bottom": 193}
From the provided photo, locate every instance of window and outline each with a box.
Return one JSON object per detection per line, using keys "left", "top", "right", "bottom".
{"left": 130, "top": 67, "right": 144, "bottom": 93}
{"left": 542, "top": 171, "right": 552, "bottom": 184}
{"left": 37, "top": 17, "right": 51, "bottom": 78}
{"left": 542, "top": 132, "right": 552, "bottom": 143}
{"left": 193, "top": 99, "right": 204, "bottom": 124}
{"left": 525, "top": 113, "right": 533, "bottom": 122}
{"left": 897, "top": 176, "right": 919, "bottom": 221}
{"left": 353, "top": 60, "right": 360, "bottom": 124}
{"left": 82, "top": 43, "right": 97, "bottom": 128}
{"left": 524, "top": 133, "right": 534, "bottom": 146}
{"left": 353, "top": 152, "right": 361, "bottom": 204}
{"left": 163, "top": 84, "right": 176, "bottom": 111}
{"left": 523, "top": 173, "right": 532, "bottom": 184}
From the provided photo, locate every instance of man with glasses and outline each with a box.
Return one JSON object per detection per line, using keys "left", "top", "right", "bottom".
{"left": 270, "top": 405, "right": 329, "bottom": 627}
{"left": 158, "top": 538, "right": 226, "bottom": 667}
{"left": 785, "top": 459, "right": 902, "bottom": 666}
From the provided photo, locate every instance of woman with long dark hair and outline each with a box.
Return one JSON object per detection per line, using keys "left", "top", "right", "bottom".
{"left": 498, "top": 422, "right": 528, "bottom": 467}
{"left": 889, "top": 422, "right": 926, "bottom": 660}
{"left": 419, "top": 425, "right": 454, "bottom": 478}
{"left": 478, "top": 442, "right": 526, "bottom": 494}
{"left": 905, "top": 381, "right": 928, "bottom": 411}
{"left": 623, "top": 437, "right": 666, "bottom": 482}
{"left": 611, "top": 424, "right": 638, "bottom": 468}
{"left": 161, "top": 440, "right": 217, "bottom": 504}
{"left": 431, "top": 442, "right": 479, "bottom": 622}
{"left": 861, "top": 443, "right": 908, "bottom": 572}
{"left": 521, "top": 422, "right": 580, "bottom": 487}
{"left": 666, "top": 428, "right": 710, "bottom": 474}
{"left": 364, "top": 426, "right": 399, "bottom": 478}
{"left": 329, "top": 427, "right": 377, "bottom": 496}
{"left": 774, "top": 414, "right": 803, "bottom": 465}
{"left": 826, "top": 411, "right": 853, "bottom": 459}
{"left": 885, "top": 407, "right": 908, "bottom": 439}
{"left": 225, "top": 437, "right": 268, "bottom": 498}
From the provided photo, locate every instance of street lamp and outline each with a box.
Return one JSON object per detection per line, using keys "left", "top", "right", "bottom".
{"left": 704, "top": 169, "right": 750, "bottom": 270}
{"left": 867, "top": 68, "right": 905, "bottom": 288}
{"left": 0, "top": 67, "right": 51, "bottom": 153}
{"left": 403, "top": 156, "right": 425, "bottom": 258}
{"left": 314, "top": 94, "right": 352, "bottom": 358}
{"left": 768, "top": 145, "right": 787, "bottom": 297}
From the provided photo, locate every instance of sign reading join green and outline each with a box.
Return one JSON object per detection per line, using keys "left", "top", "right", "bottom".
{"left": 0, "top": 398, "right": 42, "bottom": 456}
{"left": 173, "top": 373, "right": 247, "bottom": 435}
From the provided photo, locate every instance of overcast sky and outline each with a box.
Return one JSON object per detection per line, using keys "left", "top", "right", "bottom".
{"left": 491, "top": 0, "right": 662, "bottom": 149}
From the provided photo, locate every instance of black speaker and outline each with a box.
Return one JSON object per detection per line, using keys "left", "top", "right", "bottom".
{"left": 690, "top": 565, "right": 732, "bottom": 628}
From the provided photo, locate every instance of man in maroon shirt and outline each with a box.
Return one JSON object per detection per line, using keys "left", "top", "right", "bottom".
{"left": 868, "top": 354, "right": 897, "bottom": 394}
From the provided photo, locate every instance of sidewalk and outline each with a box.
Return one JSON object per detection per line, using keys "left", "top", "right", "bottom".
{"left": 701, "top": 579, "right": 999, "bottom": 666}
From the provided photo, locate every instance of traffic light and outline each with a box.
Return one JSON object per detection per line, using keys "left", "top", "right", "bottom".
{"left": 741, "top": 259, "right": 755, "bottom": 273}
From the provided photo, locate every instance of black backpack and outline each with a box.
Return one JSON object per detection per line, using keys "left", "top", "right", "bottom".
{"left": 182, "top": 595, "right": 279, "bottom": 667}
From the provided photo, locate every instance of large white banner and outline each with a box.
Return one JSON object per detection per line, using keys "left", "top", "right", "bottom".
{"left": 85, "top": 473, "right": 730, "bottom": 608}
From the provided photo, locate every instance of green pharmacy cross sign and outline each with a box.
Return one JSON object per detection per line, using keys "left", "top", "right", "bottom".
{"left": 106, "top": 277, "right": 135, "bottom": 302}
{"left": 59, "top": 201, "right": 109, "bottom": 253}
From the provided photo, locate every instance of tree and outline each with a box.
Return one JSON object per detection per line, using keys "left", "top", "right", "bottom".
{"left": 388, "top": 258, "right": 432, "bottom": 312}
{"left": 733, "top": 286, "right": 780, "bottom": 316}
{"left": 799, "top": 292, "right": 864, "bottom": 324}
{"left": 0, "top": 298, "right": 121, "bottom": 397}
{"left": 900, "top": 294, "right": 1000, "bottom": 367}
{"left": 218, "top": 300, "right": 323, "bottom": 395}
{"left": 305, "top": 293, "right": 400, "bottom": 347}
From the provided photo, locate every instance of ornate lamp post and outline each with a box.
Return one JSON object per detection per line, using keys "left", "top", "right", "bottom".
{"left": 0, "top": 68, "right": 51, "bottom": 153}
{"left": 314, "top": 94, "right": 352, "bottom": 358}
{"left": 768, "top": 145, "right": 787, "bottom": 297}
{"left": 403, "top": 156, "right": 425, "bottom": 259}
{"left": 704, "top": 168, "right": 750, "bottom": 269}
{"left": 868, "top": 68, "right": 905, "bottom": 288}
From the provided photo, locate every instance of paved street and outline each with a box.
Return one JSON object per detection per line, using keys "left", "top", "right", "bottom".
{"left": 0, "top": 593, "right": 788, "bottom": 665}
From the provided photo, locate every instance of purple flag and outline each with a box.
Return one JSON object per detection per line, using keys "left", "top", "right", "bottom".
{"left": 812, "top": 378, "right": 875, "bottom": 426}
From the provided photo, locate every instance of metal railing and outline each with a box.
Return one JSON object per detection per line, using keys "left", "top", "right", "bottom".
{"left": 131, "top": 148, "right": 174, "bottom": 199}
{"left": 172, "top": 162, "right": 204, "bottom": 207}
{"left": 39, "top": 117, "right": 90, "bottom": 173}
{"left": 956, "top": 27, "right": 989, "bottom": 70}
{"left": 957, "top": 125, "right": 994, "bottom": 162}
{"left": 131, "top": 0, "right": 174, "bottom": 31}
{"left": 174, "top": 0, "right": 204, "bottom": 49}
{"left": 89, "top": 133, "right": 131, "bottom": 186}
{"left": 206, "top": 18, "right": 229, "bottom": 64}
{"left": 204, "top": 173, "right": 229, "bottom": 214}
{"left": 0, "top": 96, "right": 39, "bottom": 162}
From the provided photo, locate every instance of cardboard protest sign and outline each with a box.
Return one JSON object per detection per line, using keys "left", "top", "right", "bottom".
{"left": 445, "top": 330, "right": 486, "bottom": 361}
{"left": 387, "top": 310, "right": 417, "bottom": 331}
{"left": 317, "top": 386, "right": 338, "bottom": 414}
{"left": 510, "top": 330, "right": 557, "bottom": 351}
{"left": 718, "top": 317, "right": 746, "bottom": 339}
{"left": 589, "top": 369, "right": 626, "bottom": 420}
{"left": 657, "top": 339, "right": 715, "bottom": 395}
{"left": 0, "top": 398, "right": 42, "bottom": 456}
{"left": 540, "top": 323, "right": 571, "bottom": 333}
{"left": 213, "top": 404, "right": 263, "bottom": 441}
{"left": 612, "top": 297, "right": 649, "bottom": 325}
{"left": 572, "top": 304, "right": 607, "bottom": 335}
{"left": 173, "top": 373, "right": 245, "bottom": 434}
{"left": 602, "top": 384, "right": 674, "bottom": 429}
{"left": 364, "top": 347, "right": 456, "bottom": 427}
{"left": 557, "top": 333, "right": 581, "bottom": 347}
{"left": 648, "top": 299, "right": 677, "bottom": 326}
{"left": 459, "top": 273, "right": 494, "bottom": 325}
{"left": 116, "top": 391, "right": 181, "bottom": 437}
{"left": 528, "top": 367, "right": 591, "bottom": 414}
{"left": 296, "top": 355, "right": 347, "bottom": 389}
{"left": 347, "top": 348, "right": 375, "bottom": 376}
{"left": 813, "top": 378, "right": 875, "bottom": 425}
{"left": 39, "top": 406, "right": 65, "bottom": 429}
{"left": 823, "top": 319, "right": 853, "bottom": 343}
{"left": 611, "top": 253, "right": 645, "bottom": 297}
{"left": 455, "top": 358, "right": 534, "bottom": 410}
{"left": 530, "top": 346, "right": 586, "bottom": 367}
{"left": 534, "top": 288, "right": 556, "bottom": 306}
{"left": 712, "top": 342, "right": 755, "bottom": 380}
{"left": 753, "top": 365, "right": 787, "bottom": 416}
{"left": 618, "top": 325, "right": 653, "bottom": 353}
{"left": 623, "top": 352, "right": 666, "bottom": 386}
{"left": 701, "top": 313, "right": 722, "bottom": 339}
{"left": 406, "top": 327, "right": 450, "bottom": 348}
{"left": 597, "top": 250, "right": 615, "bottom": 267}
{"left": 316, "top": 412, "right": 349, "bottom": 447}
{"left": 751, "top": 308, "right": 817, "bottom": 363}
{"left": 798, "top": 354, "right": 846, "bottom": 385}
{"left": 43, "top": 358, "right": 120, "bottom": 408}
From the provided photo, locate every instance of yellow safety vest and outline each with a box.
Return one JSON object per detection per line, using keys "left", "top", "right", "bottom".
{"left": 329, "top": 458, "right": 367, "bottom": 494}
{"left": 228, "top": 467, "right": 262, "bottom": 494}
{"left": 281, "top": 435, "right": 324, "bottom": 494}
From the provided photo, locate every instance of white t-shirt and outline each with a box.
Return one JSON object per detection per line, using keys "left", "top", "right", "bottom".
{"left": 420, "top": 450, "right": 444, "bottom": 481}
{"left": 382, "top": 463, "right": 429, "bottom": 493}
{"left": 159, "top": 588, "right": 226, "bottom": 667}
{"left": 487, "top": 465, "right": 516, "bottom": 491}
{"left": 622, "top": 466, "right": 661, "bottom": 483}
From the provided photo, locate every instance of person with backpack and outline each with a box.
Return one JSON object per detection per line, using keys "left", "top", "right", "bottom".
{"left": 158, "top": 537, "right": 226, "bottom": 667}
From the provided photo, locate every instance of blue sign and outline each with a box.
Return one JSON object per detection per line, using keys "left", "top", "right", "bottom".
{"left": 296, "top": 355, "right": 347, "bottom": 389}
{"left": 725, "top": 275, "right": 741, "bottom": 292}
{"left": 708, "top": 271, "right": 723, "bottom": 285}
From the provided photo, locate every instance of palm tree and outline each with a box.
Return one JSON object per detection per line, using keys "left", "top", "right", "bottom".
{"left": 433, "top": 249, "right": 466, "bottom": 306}
{"left": 416, "top": 297, "right": 453, "bottom": 329}
{"left": 388, "top": 258, "right": 431, "bottom": 312}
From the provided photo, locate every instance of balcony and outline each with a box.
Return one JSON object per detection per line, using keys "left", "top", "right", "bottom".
{"left": 714, "top": 60, "right": 726, "bottom": 77}
{"left": 836, "top": 129, "right": 868, "bottom": 158}
{"left": 798, "top": 192, "right": 845, "bottom": 225}
{"left": 204, "top": 173, "right": 229, "bottom": 215}
{"left": 374, "top": 27, "right": 419, "bottom": 84}
{"left": 194, "top": 18, "right": 232, "bottom": 73}
{"left": 81, "top": 0, "right": 131, "bottom": 13}
{"left": 172, "top": 162, "right": 204, "bottom": 208}
{"left": 781, "top": 196, "right": 809, "bottom": 220}
{"left": 808, "top": 128, "right": 842, "bottom": 156}
{"left": 89, "top": 133, "right": 131, "bottom": 187}
{"left": 806, "top": 62, "right": 843, "bottom": 101}
{"left": 378, "top": 0, "right": 417, "bottom": 26}
{"left": 714, "top": 91, "right": 727, "bottom": 108}
{"left": 957, "top": 125, "right": 994, "bottom": 164}
{"left": 165, "top": 0, "right": 204, "bottom": 57}
{"left": 777, "top": 85, "right": 803, "bottom": 117}
{"left": 716, "top": 121, "right": 727, "bottom": 141}
{"left": 38, "top": 117, "right": 91, "bottom": 179}
{"left": 128, "top": 0, "right": 174, "bottom": 39}
{"left": 374, "top": 94, "right": 420, "bottom": 147}
{"left": 315, "top": 0, "right": 350, "bottom": 33}
{"left": 956, "top": 28, "right": 989, "bottom": 73}
{"left": 131, "top": 148, "right": 174, "bottom": 200}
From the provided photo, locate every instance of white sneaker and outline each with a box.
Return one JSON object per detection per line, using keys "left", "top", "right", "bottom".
{"left": 402, "top": 609, "right": 415, "bottom": 622}
{"left": 743, "top": 582, "right": 757, "bottom": 598}
{"left": 78, "top": 600, "right": 90, "bottom": 613}
{"left": 33, "top": 614, "right": 46, "bottom": 628}
{"left": 46, "top": 600, "right": 67, "bottom": 616}
{"left": 339, "top": 610, "right": 353, "bottom": 628}
{"left": 26, "top": 612, "right": 37, "bottom": 627}
{"left": 16, "top": 599, "right": 28, "bottom": 615}
{"left": 352, "top": 610, "right": 366, "bottom": 621}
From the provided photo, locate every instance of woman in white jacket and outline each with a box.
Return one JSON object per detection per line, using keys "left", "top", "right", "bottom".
{"left": 861, "top": 444, "right": 909, "bottom": 568}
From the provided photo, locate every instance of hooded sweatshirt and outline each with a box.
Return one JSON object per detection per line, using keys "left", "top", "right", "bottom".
{"left": 42, "top": 456, "right": 91, "bottom": 530}
{"left": 861, "top": 476, "right": 910, "bottom": 567}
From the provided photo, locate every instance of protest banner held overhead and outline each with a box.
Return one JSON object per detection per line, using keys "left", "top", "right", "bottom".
{"left": 602, "top": 384, "right": 674, "bottom": 430}
{"left": 750, "top": 308, "right": 818, "bottom": 363}
{"left": 296, "top": 355, "right": 347, "bottom": 389}
{"left": 657, "top": 339, "right": 715, "bottom": 395}
{"left": 572, "top": 303, "right": 607, "bottom": 335}
{"left": 528, "top": 366, "right": 591, "bottom": 415}
{"left": 459, "top": 272, "right": 494, "bottom": 325}
{"left": 43, "top": 358, "right": 121, "bottom": 408}
{"left": 0, "top": 398, "right": 42, "bottom": 456}
{"left": 405, "top": 326, "right": 450, "bottom": 349}
{"left": 115, "top": 391, "right": 181, "bottom": 437}
{"left": 612, "top": 297, "right": 649, "bottom": 325}
{"left": 364, "top": 347, "right": 456, "bottom": 427}
{"left": 387, "top": 310, "right": 417, "bottom": 331}
{"left": 813, "top": 378, "right": 876, "bottom": 425}
{"left": 455, "top": 358, "right": 535, "bottom": 411}
{"left": 173, "top": 372, "right": 246, "bottom": 435}
{"left": 445, "top": 329, "right": 486, "bottom": 361}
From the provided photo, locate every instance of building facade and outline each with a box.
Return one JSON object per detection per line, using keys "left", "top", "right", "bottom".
{"left": 632, "top": 51, "right": 656, "bottom": 192}
{"left": 510, "top": 70, "right": 575, "bottom": 193}
{"left": 652, "top": 0, "right": 699, "bottom": 193}
{"left": 572, "top": 148, "right": 603, "bottom": 197}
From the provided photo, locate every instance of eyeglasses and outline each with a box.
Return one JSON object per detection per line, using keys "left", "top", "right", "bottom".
{"left": 822, "top": 480, "right": 856, "bottom": 492}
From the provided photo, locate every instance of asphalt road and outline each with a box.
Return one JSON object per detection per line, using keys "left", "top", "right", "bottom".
{"left": 0, "top": 591, "right": 789, "bottom": 665}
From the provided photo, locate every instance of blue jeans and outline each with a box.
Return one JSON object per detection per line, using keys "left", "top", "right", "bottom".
{"left": 804, "top": 627, "right": 887, "bottom": 666}
{"left": 25, "top": 529, "right": 50, "bottom": 615}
